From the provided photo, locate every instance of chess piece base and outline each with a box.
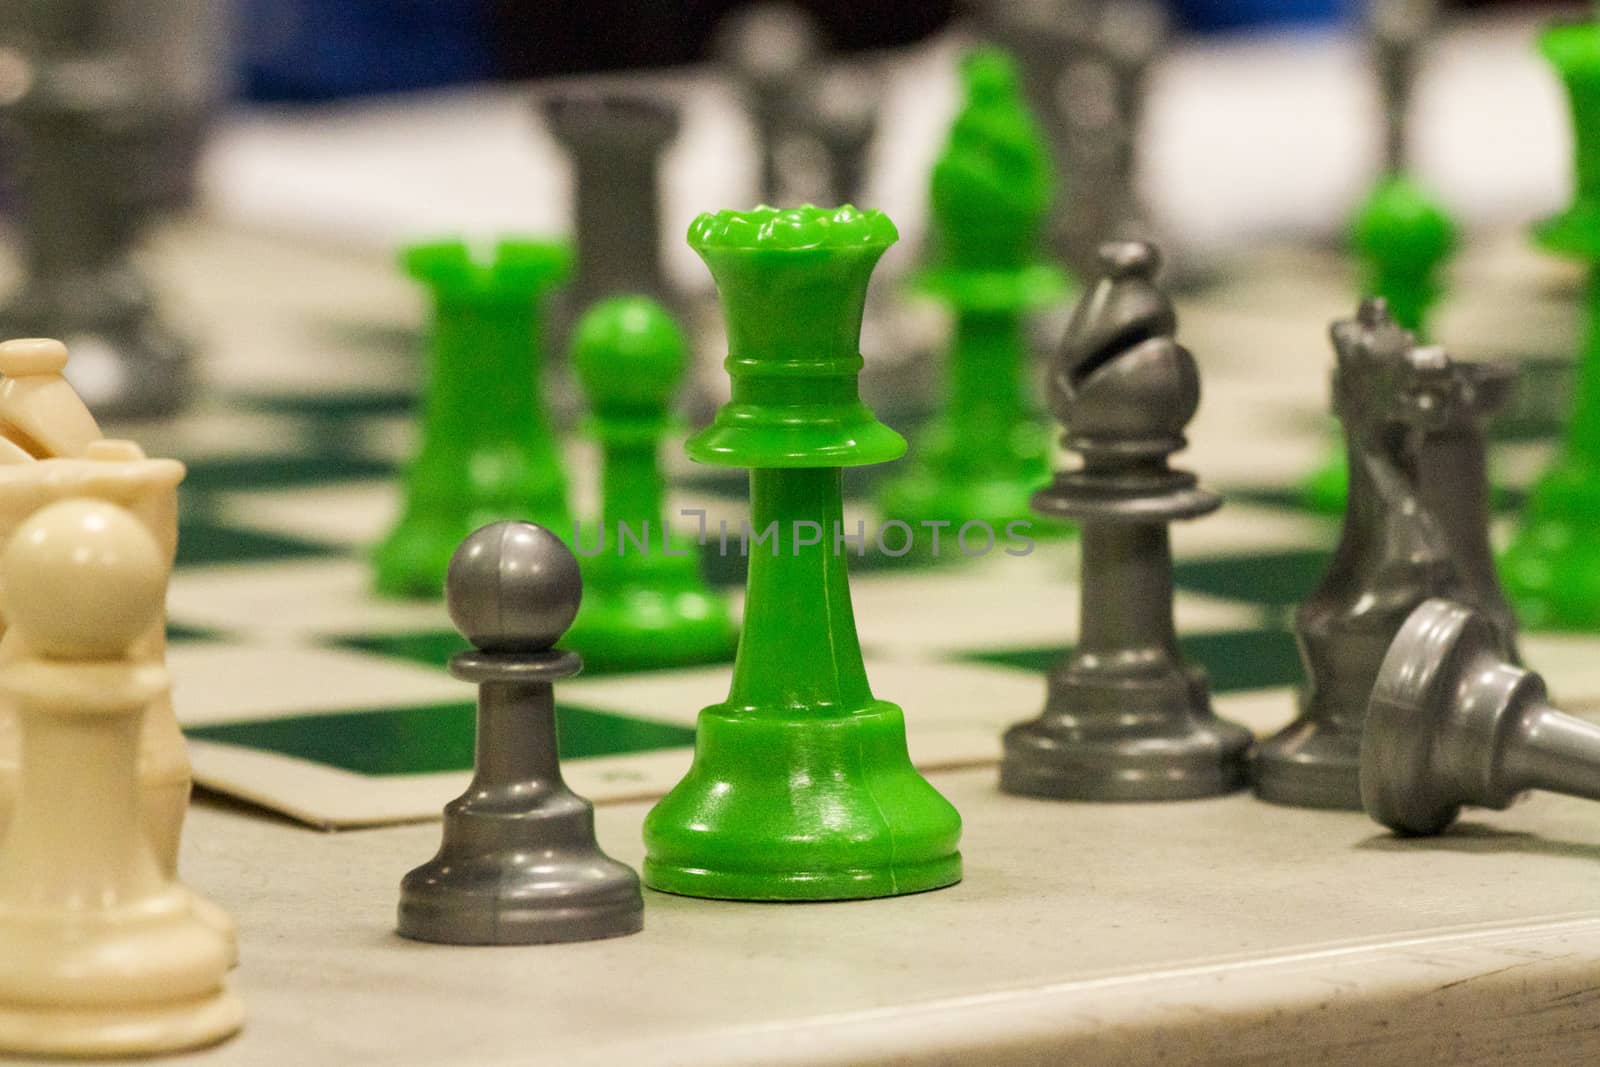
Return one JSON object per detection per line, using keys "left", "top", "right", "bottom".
{"left": 1000, "top": 670, "right": 1252, "bottom": 801}
{"left": 1252, "top": 721, "right": 1363, "bottom": 810}
{"left": 565, "top": 554, "right": 737, "bottom": 672}
{"left": 0, "top": 893, "right": 240, "bottom": 1057}
{"left": 642, "top": 702, "right": 962, "bottom": 901}
{"left": 1500, "top": 459, "right": 1600, "bottom": 630}
{"left": 398, "top": 849, "right": 643, "bottom": 946}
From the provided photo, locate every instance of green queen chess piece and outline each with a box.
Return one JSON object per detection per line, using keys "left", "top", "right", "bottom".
{"left": 877, "top": 47, "right": 1068, "bottom": 537}
{"left": 374, "top": 240, "right": 572, "bottom": 598}
{"left": 563, "top": 296, "right": 737, "bottom": 670}
{"left": 1501, "top": 13, "right": 1600, "bottom": 629}
{"left": 642, "top": 205, "right": 963, "bottom": 901}
{"left": 1302, "top": 173, "right": 1458, "bottom": 513}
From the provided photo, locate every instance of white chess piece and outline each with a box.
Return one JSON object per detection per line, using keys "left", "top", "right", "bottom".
{"left": 0, "top": 341, "right": 220, "bottom": 955}
{"left": 0, "top": 498, "right": 241, "bottom": 1056}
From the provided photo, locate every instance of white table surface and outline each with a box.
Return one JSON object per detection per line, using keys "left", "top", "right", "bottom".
{"left": 26, "top": 764, "right": 1600, "bottom": 1067}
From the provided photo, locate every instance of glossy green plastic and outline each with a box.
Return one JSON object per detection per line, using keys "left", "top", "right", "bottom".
{"left": 564, "top": 296, "right": 737, "bottom": 671}
{"left": 374, "top": 240, "right": 571, "bottom": 598}
{"left": 879, "top": 47, "right": 1068, "bottom": 535}
{"left": 1302, "top": 173, "right": 1458, "bottom": 514}
{"left": 1502, "top": 18, "right": 1600, "bottom": 630}
{"left": 644, "top": 206, "right": 963, "bottom": 901}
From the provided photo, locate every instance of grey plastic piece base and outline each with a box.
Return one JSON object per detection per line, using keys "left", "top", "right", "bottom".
{"left": 1250, "top": 723, "right": 1361, "bottom": 810}
{"left": 1002, "top": 665, "right": 1251, "bottom": 801}
{"left": 397, "top": 522, "right": 643, "bottom": 946}
{"left": 1361, "top": 599, "right": 1600, "bottom": 837}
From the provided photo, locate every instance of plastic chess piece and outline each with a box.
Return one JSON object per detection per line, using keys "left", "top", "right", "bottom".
{"left": 540, "top": 91, "right": 681, "bottom": 351}
{"left": 1256, "top": 301, "right": 1519, "bottom": 809}
{"left": 643, "top": 205, "right": 962, "bottom": 901}
{"left": 1000, "top": 242, "right": 1250, "bottom": 801}
{"left": 876, "top": 47, "right": 1068, "bottom": 539}
{"left": 1302, "top": 157, "right": 1457, "bottom": 514}
{"left": 0, "top": 339, "right": 103, "bottom": 461}
{"left": 1500, "top": 11, "right": 1600, "bottom": 630}
{"left": 713, "top": 3, "right": 823, "bottom": 205}
{"left": 0, "top": 498, "right": 240, "bottom": 1056}
{"left": 795, "top": 62, "right": 883, "bottom": 208}
{"left": 374, "top": 240, "right": 572, "bottom": 599}
{"left": 397, "top": 521, "right": 643, "bottom": 945}
{"left": 967, "top": 0, "right": 1169, "bottom": 279}
{"left": 1370, "top": 0, "right": 1442, "bottom": 177}
{"left": 1363, "top": 598, "right": 1600, "bottom": 836}
{"left": 564, "top": 297, "right": 736, "bottom": 671}
{"left": 0, "top": 7, "right": 213, "bottom": 419}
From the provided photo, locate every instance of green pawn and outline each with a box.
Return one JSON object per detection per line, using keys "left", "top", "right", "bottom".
{"left": 564, "top": 296, "right": 737, "bottom": 671}
{"left": 374, "top": 240, "right": 571, "bottom": 598}
{"left": 878, "top": 47, "right": 1068, "bottom": 539}
{"left": 643, "top": 205, "right": 963, "bottom": 901}
{"left": 1301, "top": 174, "right": 1457, "bottom": 513}
{"left": 1502, "top": 13, "right": 1600, "bottom": 629}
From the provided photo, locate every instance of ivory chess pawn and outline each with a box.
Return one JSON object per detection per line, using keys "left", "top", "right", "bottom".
{"left": 0, "top": 498, "right": 240, "bottom": 1056}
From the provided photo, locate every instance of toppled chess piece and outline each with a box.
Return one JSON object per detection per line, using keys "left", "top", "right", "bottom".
{"left": 1363, "top": 598, "right": 1600, "bottom": 836}
{"left": 1257, "top": 301, "right": 1519, "bottom": 810}
{"left": 374, "top": 241, "right": 572, "bottom": 599}
{"left": 564, "top": 296, "right": 736, "bottom": 670}
{"left": 0, "top": 498, "right": 240, "bottom": 1056}
{"left": 643, "top": 205, "right": 961, "bottom": 901}
{"left": 1000, "top": 241, "right": 1251, "bottom": 801}
{"left": 398, "top": 521, "right": 642, "bottom": 945}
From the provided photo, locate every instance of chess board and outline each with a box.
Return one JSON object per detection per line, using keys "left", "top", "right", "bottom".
{"left": 103, "top": 219, "right": 1600, "bottom": 830}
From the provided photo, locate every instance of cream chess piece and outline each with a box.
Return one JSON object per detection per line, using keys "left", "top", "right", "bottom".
{"left": 0, "top": 340, "right": 212, "bottom": 951}
{"left": 0, "top": 498, "right": 241, "bottom": 1056}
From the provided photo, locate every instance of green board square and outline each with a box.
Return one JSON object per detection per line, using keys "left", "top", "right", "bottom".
{"left": 186, "top": 701, "right": 696, "bottom": 777}
{"left": 972, "top": 626, "right": 1302, "bottom": 694}
{"left": 1174, "top": 549, "right": 1331, "bottom": 609}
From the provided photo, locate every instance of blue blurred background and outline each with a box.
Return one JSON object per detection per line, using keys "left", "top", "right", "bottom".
{"left": 236, "top": 0, "right": 1530, "bottom": 103}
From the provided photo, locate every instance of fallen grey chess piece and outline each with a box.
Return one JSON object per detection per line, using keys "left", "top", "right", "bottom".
{"left": 397, "top": 521, "right": 643, "bottom": 945}
{"left": 1362, "top": 598, "right": 1600, "bottom": 837}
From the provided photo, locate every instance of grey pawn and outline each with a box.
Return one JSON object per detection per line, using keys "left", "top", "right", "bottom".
{"left": 1000, "top": 242, "right": 1252, "bottom": 801}
{"left": 397, "top": 521, "right": 643, "bottom": 946}
{"left": 1255, "top": 301, "right": 1519, "bottom": 810}
{"left": 1363, "top": 599, "right": 1600, "bottom": 836}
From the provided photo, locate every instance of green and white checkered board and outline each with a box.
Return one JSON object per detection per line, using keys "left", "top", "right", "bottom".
{"left": 127, "top": 226, "right": 1600, "bottom": 828}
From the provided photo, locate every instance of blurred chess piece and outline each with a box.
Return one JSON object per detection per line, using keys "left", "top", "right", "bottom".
{"left": 967, "top": 0, "right": 1170, "bottom": 279}
{"left": 0, "top": 0, "right": 231, "bottom": 418}
{"left": 0, "top": 498, "right": 239, "bottom": 1056}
